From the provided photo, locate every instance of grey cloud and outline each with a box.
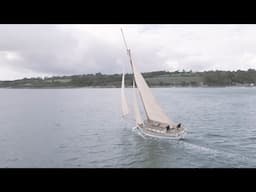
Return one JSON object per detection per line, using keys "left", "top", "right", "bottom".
{"left": 0, "top": 25, "right": 131, "bottom": 77}
{"left": 1, "top": 24, "right": 256, "bottom": 80}
{"left": 0, "top": 25, "right": 79, "bottom": 75}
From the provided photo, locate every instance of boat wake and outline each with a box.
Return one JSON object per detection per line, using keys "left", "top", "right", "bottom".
{"left": 132, "top": 127, "right": 255, "bottom": 167}
{"left": 180, "top": 139, "right": 256, "bottom": 167}
{"left": 132, "top": 127, "right": 146, "bottom": 139}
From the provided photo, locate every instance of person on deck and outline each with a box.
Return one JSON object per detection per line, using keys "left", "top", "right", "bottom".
{"left": 177, "top": 123, "right": 181, "bottom": 128}
{"left": 166, "top": 125, "right": 170, "bottom": 132}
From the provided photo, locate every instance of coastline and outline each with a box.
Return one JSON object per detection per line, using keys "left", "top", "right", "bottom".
{"left": 0, "top": 85, "right": 255, "bottom": 89}
{"left": 1, "top": 70, "right": 255, "bottom": 89}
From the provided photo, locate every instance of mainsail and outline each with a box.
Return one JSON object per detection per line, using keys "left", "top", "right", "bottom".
{"left": 133, "top": 80, "right": 143, "bottom": 125}
{"left": 121, "top": 28, "right": 175, "bottom": 127}
{"left": 130, "top": 55, "right": 174, "bottom": 126}
{"left": 121, "top": 70, "right": 129, "bottom": 117}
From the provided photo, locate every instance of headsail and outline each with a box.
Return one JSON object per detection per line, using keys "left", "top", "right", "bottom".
{"left": 121, "top": 70, "right": 129, "bottom": 117}
{"left": 133, "top": 80, "right": 143, "bottom": 125}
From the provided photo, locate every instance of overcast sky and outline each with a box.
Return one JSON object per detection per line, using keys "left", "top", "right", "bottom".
{"left": 1, "top": 24, "right": 256, "bottom": 80}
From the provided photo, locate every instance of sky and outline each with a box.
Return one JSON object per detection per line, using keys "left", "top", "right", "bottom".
{"left": 1, "top": 24, "right": 256, "bottom": 80}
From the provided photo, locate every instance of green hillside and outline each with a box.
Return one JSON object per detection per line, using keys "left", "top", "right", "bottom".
{"left": 0, "top": 69, "right": 255, "bottom": 88}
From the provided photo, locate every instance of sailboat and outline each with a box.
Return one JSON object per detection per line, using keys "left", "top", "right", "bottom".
{"left": 121, "top": 29, "right": 185, "bottom": 139}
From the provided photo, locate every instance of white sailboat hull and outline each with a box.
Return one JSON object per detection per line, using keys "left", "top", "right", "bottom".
{"left": 136, "top": 124, "right": 185, "bottom": 140}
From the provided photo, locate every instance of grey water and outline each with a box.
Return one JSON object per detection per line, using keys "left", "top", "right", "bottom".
{"left": 0, "top": 87, "right": 256, "bottom": 168}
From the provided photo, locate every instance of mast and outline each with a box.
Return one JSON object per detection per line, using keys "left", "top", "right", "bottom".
{"left": 121, "top": 28, "right": 149, "bottom": 120}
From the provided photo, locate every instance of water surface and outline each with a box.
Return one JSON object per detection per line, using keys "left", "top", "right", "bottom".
{"left": 0, "top": 87, "right": 256, "bottom": 167}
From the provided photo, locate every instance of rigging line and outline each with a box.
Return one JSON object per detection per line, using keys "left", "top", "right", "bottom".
{"left": 121, "top": 28, "right": 129, "bottom": 52}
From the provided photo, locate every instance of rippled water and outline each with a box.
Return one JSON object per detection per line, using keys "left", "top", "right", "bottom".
{"left": 0, "top": 87, "right": 256, "bottom": 168}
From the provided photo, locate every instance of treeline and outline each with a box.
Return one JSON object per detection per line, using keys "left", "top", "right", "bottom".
{"left": 203, "top": 69, "right": 256, "bottom": 86}
{"left": 0, "top": 69, "right": 255, "bottom": 88}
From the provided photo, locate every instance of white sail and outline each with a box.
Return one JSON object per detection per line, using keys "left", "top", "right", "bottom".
{"left": 129, "top": 50, "right": 174, "bottom": 126}
{"left": 133, "top": 80, "right": 143, "bottom": 125}
{"left": 121, "top": 71, "right": 129, "bottom": 117}
{"left": 120, "top": 28, "right": 175, "bottom": 127}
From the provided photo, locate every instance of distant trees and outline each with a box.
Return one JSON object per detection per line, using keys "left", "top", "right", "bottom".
{"left": 203, "top": 69, "right": 256, "bottom": 86}
{"left": 0, "top": 69, "right": 255, "bottom": 88}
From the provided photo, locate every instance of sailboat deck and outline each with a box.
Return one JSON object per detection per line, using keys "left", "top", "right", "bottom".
{"left": 139, "top": 124, "right": 184, "bottom": 137}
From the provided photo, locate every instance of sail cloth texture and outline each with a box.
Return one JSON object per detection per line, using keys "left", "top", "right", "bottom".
{"left": 133, "top": 81, "right": 143, "bottom": 125}
{"left": 121, "top": 71, "right": 129, "bottom": 116}
{"left": 130, "top": 52, "right": 175, "bottom": 126}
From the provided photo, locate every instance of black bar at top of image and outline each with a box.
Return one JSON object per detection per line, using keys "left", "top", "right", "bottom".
{"left": 1, "top": 1, "right": 256, "bottom": 24}
{"left": 1, "top": 15, "right": 256, "bottom": 24}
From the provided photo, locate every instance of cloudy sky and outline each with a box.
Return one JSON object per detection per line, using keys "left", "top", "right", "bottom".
{"left": 1, "top": 24, "right": 256, "bottom": 80}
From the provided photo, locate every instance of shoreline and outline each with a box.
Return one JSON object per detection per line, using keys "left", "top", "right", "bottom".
{"left": 0, "top": 85, "right": 255, "bottom": 89}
